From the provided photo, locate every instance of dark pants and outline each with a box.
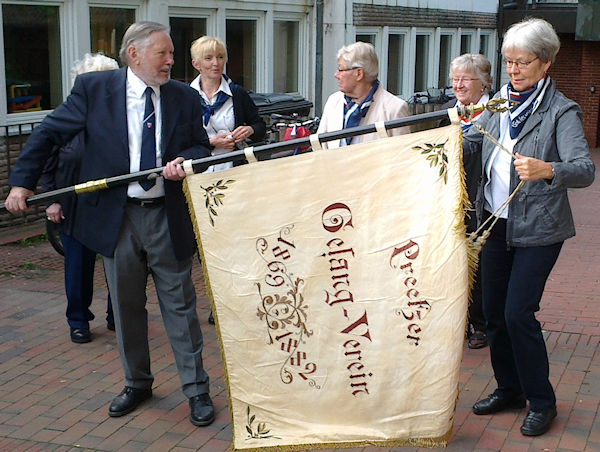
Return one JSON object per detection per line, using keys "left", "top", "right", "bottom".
{"left": 468, "top": 265, "right": 485, "bottom": 333}
{"left": 481, "top": 216, "right": 562, "bottom": 411}
{"left": 61, "top": 232, "right": 114, "bottom": 329}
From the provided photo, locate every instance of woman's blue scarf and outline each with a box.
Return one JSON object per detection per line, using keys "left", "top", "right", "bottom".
{"left": 507, "top": 77, "right": 549, "bottom": 139}
{"left": 342, "top": 80, "right": 379, "bottom": 145}
{"left": 200, "top": 74, "right": 234, "bottom": 126}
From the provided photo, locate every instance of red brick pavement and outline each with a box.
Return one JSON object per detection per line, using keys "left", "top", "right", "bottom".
{"left": 0, "top": 150, "right": 598, "bottom": 451}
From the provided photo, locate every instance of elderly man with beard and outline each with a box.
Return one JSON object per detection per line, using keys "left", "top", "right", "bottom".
{"left": 5, "top": 21, "right": 215, "bottom": 427}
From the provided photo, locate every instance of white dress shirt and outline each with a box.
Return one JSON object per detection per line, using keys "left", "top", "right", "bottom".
{"left": 483, "top": 111, "right": 517, "bottom": 219}
{"left": 126, "top": 68, "right": 164, "bottom": 198}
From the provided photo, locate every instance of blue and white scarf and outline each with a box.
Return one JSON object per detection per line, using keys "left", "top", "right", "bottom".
{"left": 199, "top": 74, "right": 234, "bottom": 126}
{"left": 505, "top": 77, "right": 550, "bottom": 139}
{"left": 342, "top": 80, "right": 380, "bottom": 145}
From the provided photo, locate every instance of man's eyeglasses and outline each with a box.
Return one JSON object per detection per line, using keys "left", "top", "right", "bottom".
{"left": 451, "top": 77, "right": 479, "bottom": 84}
{"left": 503, "top": 57, "right": 538, "bottom": 69}
{"left": 336, "top": 66, "right": 360, "bottom": 73}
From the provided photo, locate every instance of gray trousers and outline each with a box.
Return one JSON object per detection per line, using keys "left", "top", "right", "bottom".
{"left": 103, "top": 203, "right": 209, "bottom": 398}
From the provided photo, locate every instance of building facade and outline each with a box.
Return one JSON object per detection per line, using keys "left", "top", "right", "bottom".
{"left": 320, "top": 0, "right": 499, "bottom": 110}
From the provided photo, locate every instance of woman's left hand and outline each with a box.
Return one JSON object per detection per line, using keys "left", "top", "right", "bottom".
{"left": 514, "top": 153, "right": 554, "bottom": 181}
{"left": 46, "top": 203, "right": 64, "bottom": 223}
{"left": 231, "top": 125, "right": 254, "bottom": 144}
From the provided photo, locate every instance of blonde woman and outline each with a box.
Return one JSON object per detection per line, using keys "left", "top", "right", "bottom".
{"left": 190, "top": 36, "right": 265, "bottom": 172}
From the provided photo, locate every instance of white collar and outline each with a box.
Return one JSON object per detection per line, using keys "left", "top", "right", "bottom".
{"left": 127, "top": 67, "right": 160, "bottom": 98}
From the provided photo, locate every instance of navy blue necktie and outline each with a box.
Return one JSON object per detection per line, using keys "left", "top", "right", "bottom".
{"left": 140, "top": 87, "right": 156, "bottom": 191}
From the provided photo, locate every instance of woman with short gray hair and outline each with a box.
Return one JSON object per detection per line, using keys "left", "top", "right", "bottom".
{"left": 318, "top": 41, "right": 410, "bottom": 148}
{"left": 449, "top": 53, "right": 492, "bottom": 96}
{"left": 466, "top": 17, "right": 595, "bottom": 437}
{"left": 440, "top": 52, "right": 494, "bottom": 352}
{"left": 336, "top": 42, "right": 379, "bottom": 83}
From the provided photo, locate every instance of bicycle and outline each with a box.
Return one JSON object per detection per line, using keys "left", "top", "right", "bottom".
{"left": 267, "top": 113, "right": 320, "bottom": 158}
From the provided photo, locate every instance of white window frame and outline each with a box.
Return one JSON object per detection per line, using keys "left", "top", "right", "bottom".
{"left": 412, "top": 28, "right": 434, "bottom": 95}
{"left": 168, "top": 6, "right": 215, "bottom": 84}
{"left": 437, "top": 29, "right": 457, "bottom": 89}
{"left": 477, "top": 29, "right": 497, "bottom": 82}
{"left": 271, "top": 11, "right": 310, "bottom": 97}
{"left": 169, "top": 6, "right": 217, "bottom": 36}
{"left": 86, "top": 1, "right": 141, "bottom": 69}
{"left": 0, "top": 0, "right": 68, "bottom": 125}
{"left": 0, "top": 0, "right": 142, "bottom": 126}
{"left": 384, "top": 27, "right": 410, "bottom": 100}
{"left": 88, "top": 2, "right": 140, "bottom": 65}
{"left": 459, "top": 29, "right": 475, "bottom": 54}
{"left": 225, "top": 10, "right": 265, "bottom": 92}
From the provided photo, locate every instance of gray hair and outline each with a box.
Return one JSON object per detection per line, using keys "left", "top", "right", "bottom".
{"left": 449, "top": 53, "right": 493, "bottom": 93}
{"left": 119, "top": 21, "right": 170, "bottom": 66}
{"left": 502, "top": 18, "right": 560, "bottom": 63}
{"left": 71, "top": 53, "right": 118, "bottom": 85}
{"left": 337, "top": 42, "right": 379, "bottom": 82}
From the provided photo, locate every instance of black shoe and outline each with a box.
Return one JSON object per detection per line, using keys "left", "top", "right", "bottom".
{"left": 189, "top": 393, "right": 215, "bottom": 426}
{"left": 70, "top": 328, "right": 91, "bottom": 344}
{"left": 468, "top": 331, "right": 488, "bottom": 349}
{"left": 473, "top": 393, "right": 527, "bottom": 415}
{"left": 520, "top": 406, "right": 557, "bottom": 436}
{"left": 208, "top": 311, "right": 215, "bottom": 325}
{"left": 108, "top": 387, "right": 152, "bottom": 417}
{"left": 107, "top": 321, "right": 115, "bottom": 331}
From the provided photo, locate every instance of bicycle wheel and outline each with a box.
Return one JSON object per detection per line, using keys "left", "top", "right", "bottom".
{"left": 46, "top": 219, "right": 65, "bottom": 256}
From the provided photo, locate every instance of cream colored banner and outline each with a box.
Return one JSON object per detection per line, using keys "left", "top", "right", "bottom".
{"left": 184, "top": 124, "right": 468, "bottom": 450}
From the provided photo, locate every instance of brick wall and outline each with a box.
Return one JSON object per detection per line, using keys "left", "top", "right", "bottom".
{"left": 353, "top": 4, "right": 496, "bottom": 28}
{"left": 0, "top": 131, "right": 47, "bottom": 231}
{"left": 549, "top": 34, "right": 600, "bottom": 148}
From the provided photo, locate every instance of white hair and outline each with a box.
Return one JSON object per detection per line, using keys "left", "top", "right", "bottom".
{"left": 337, "top": 42, "right": 379, "bottom": 82}
{"left": 449, "top": 53, "right": 493, "bottom": 93}
{"left": 71, "top": 53, "right": 119, "bottom": 84}
{"left": 502, "top": 18, "right": 560, "bottom": 63}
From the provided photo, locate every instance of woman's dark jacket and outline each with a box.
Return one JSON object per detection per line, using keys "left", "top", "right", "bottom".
{"left": 40, "top": 132, "right": 85, "bottom": 236}
{"left": 463, "top": 80, "right": 595, "bottom": 247}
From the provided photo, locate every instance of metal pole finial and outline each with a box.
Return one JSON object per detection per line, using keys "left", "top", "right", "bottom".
{"left": 457, "top": 98, "right": 519, "bottom": 121}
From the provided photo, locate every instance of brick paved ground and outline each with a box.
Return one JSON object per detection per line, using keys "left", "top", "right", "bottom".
{"left": 0, "top": 150, "right": 598, "bottom": 451}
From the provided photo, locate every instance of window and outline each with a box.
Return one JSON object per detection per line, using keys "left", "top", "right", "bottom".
{"left": 479, "top": 32, "right": 494, "bottom": 65}
{"left": 170, "top": 17, "right": 207, "bottom": 83}
{"left": 414, "top": 34, "right": 429, "bottom": 92}
{"left": 3, "top": 4, "right": 62, "bottom": 113}
{"left": 387, "top": 34, "right": 405, "bottom": 96}
{"left": 273, "top": 20, "right": 298, "bottom": 93}
{"left": 356, "top": 33, "right": 375, "bottom": 46}
{"left": 438, "top": 34, "right": 453, "bottom": 88}
{"left": 479, "top": 34, "right": 489, "bottom": 56}
{"left": 90, "top": 7, "right": 135, "bottom": 62}
{"left": 226, "top": 19, "right": 257, "bottom": 90}
{"left": 460, "top": 34, "right": 472, "bottom": 54}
